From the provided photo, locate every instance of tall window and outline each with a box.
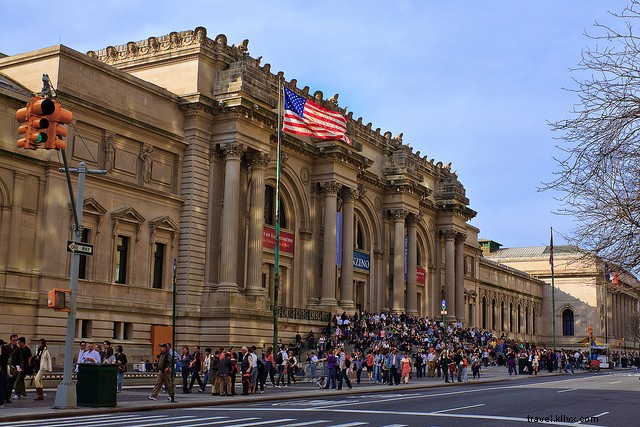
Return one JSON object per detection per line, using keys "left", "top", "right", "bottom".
{"left": 115, "top": 235, "right": 129, "bottom": 284}
{"left": 501, "top": 301, "right": 505, "bottom": 331}
{"left": 481, "top": 296, "right": 487, "bottom": 329}
{"left": 152, "top": 243, "right": 165, "bottom": 289}
{"left": 78, "top": 227, "right": 91, "bottom": 280}
{"left": 562, "top": 308, "right": 575, "bottom": 336}
{"left": 264, "top": 186, "right": 287, "bottom": 228}
{"left": 532, "top": 307, "right": 536, "bottom": 335}
{"left": 518, "top": 304, "right": 522, "bottom": 333}
{"left": 355, "top": 218, "right": 365, "bottom": 250}
{"left": 525, "top": 306, "right": 530, "bottom": 334}
{"left": 491, "top": 298, "right": 497, "bottom": 330}
{"left": 509, "top": 303, "right": 514, "bottom": 332}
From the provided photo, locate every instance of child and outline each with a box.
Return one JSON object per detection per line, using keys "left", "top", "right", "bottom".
{"left": 315, "top": 376, "right": 326, "bottom": 389}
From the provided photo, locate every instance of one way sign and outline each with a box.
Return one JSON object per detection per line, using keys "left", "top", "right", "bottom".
{"left": 67, "top": 241, "right": 94, "bottom": 256}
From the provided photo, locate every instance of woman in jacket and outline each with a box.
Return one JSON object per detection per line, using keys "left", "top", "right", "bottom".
{"left": 114, "top": 345, "right": 128, "bottom": 393}
{"left": 33, "top": 338, "right": 52, "bottom": 400}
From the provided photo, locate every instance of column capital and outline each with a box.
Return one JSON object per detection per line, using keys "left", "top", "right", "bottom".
{"left": 321, "top": 180, "right": 342, "bottom": 195}
{"left": 389, "top": 208, "right": 409, "bottom": 222}
{"left": 221, "top": 143, "right": 246, "bottom": 160}
{"left": 247, "top": 150, "right": 270, "bottom": 169}
{"left": 407, "top": 212, "right": 421, "bottom": 226}
{"left": 455, "top": 232, "right": 467, "bottom": 244}
{"left": 341, "top": 186, "right": 358, "bottom": 202}
{"left": 442, "top": 229, "right": 457, "bottom": 240}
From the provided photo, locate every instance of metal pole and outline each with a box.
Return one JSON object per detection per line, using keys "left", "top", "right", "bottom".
{"left": 550, "top": 227, "right": 556, "bottom": 352}
{"left": 170, "top": 258, "right": 177, "bottom": 402}
{"left": 53, "top": 159, "right": 106, "bottom": 409}
{"left": 273, "top": 77, "right": 283, "bottom": 351}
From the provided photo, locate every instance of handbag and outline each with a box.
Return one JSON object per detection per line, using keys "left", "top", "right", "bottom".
{"left": 8, "top": 364, "right": 17, "bottom": 378}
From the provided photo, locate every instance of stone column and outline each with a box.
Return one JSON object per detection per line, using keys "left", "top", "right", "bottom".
{"left": 443, "top": 229, "right": 456, "bottom": 320}
{"left": 7, "top": 172, "right": 26, "bottom": 270}
{"left": 406, "top": 214, "right": 418, "bottom": 316}
{"left": 321, "top": 181, "right": 341, "bottom": 306}
{"left": 455, "top": 233, "right": 467, "bottom": 325}
{"left": 339, "top": 187, "right": 356, "bottom": 309}
{"left": 392, "top": 209, "right": 407, "bottom": 313}
{"left": 218, "top": 143, "right": 245, "bottom": 292}
{"left": 245, "top": 151, "right": 269, "bottom": 296}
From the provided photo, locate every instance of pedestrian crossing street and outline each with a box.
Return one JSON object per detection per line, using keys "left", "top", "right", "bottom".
{"left": 7, "top": 414, "right": 410, "bottom": 427}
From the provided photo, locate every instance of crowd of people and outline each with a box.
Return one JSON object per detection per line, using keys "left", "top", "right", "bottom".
{"left": 4, "top": 311, "right": 640, "bottom": 407}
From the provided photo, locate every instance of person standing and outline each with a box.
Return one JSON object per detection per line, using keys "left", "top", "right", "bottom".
{"left": 337, "top": 348, "right": 352, "bottom": 390}
{"left": 0, "top": 339, "right": 7, "bottom": 408}
{"left": 32, "top": 339, "right": 52, "bottom": 400}
{"left": 217, "top": 351, "right": 232, "bottom": 396}
{"left": 79, "top": 342, "right": 101, "bottom": 364}
{"left": 202, "top": 348, "right": 212, "bottom": 391}
{"left": 322, "top": 350, "right": 337, "bottom": 390}
{"left": 400, "top": 352, "right": 412, "bottom": 384}
{"left": 13, "top": 337, "right": 31, "bottom": 400}
{"left": 179, "top": 346, "right": 192, "bottom": 394}
{"left": 114, "top": 345, "right": 128, "bottom": 393}
{"left": 188, "top": 345, "right": 205, "bottom": 393}
{"left": 148, "top": 343, "right": 172, "bottom": 400}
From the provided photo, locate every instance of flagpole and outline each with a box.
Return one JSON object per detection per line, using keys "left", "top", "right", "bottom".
{"left": 550, "top": 226, "right": 556, "bottom": 352}
{"left": 273, "top": 77, "right": 283, "bottom": 351}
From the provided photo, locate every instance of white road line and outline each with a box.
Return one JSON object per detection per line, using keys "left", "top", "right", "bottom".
{"left": 6, "top": 414, "right": 147, "bottom": 426}
{"left": 281, "top": 421, "right": 330, "bottom": 427}
{"left": 608, "top": 380, "right": 622, "bottom": 384}
{"left": 380, "top": 425, "right": 408, "bottom": 427}
{"left": 12, "top": 415, "right": 170, "bottom": 427}
{"left": 123, "top": 415, "right": 224, "bottom": 427}
{"left": 557, "top": 388, "right": 578, "bottom": 393}
{"left": 326, "top": 423, "right": 368, "bottom": 427}
{"left": 590, "top": 412, "right": 610, "bottom": 419}
{"left": 231, "top": 419, "right": 296, "bottom": 427}
{"left": 430, "top": 403, "right": 486, "bottom": 414}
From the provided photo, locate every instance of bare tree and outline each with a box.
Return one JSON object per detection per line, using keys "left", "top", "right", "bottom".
{"left": 546, "top": 1, "right": 640, "bottom": 275}
{"left": 626, "top": 312, "right": 640, "bottom": 353}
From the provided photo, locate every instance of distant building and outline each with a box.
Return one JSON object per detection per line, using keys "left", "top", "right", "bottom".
{"left": 482, "top": 240, "right": 640, "bottom": 352}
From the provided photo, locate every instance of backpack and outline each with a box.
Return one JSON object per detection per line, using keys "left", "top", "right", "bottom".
{"left": 275, "top": 351, "right": 284, "bottom": 365}
{"left": 345, "top": 357, "right": 351, "bottom": 368}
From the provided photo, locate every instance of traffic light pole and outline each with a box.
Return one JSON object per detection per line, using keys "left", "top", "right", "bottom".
{"left": 53, "top": 158, "right": 106, "bottom": 409}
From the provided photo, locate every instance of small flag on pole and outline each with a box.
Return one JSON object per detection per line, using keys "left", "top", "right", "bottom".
{"left": 282, "top": 87, "right": 350, "bottom": 143}
{"left": 549, "top": 228, "right": 554, "bottom": 267}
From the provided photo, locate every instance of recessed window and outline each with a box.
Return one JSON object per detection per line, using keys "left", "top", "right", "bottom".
{"left": 81, "top": 320, "right": 93, "bottom": 338}
{"left": 115, "top": 235, "right": 129, "bottom": 284}
{"left": 264, "top": 185, "right": 287, "bottom": 228}
{"left": 562, "top": 309, "right": 575, "bottom": 336}
{"left": 152, "top": 243, "right": 165, "bottom": 289}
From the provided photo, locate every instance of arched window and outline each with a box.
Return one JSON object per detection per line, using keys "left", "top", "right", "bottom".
{"left": 525, "top": 306, "right": 530, "bottom": 335}
{"left": 264, "top": 185, "right": 287, "bottom": 229}
{"left": 501, "top": 301, "right": 505, "bottom": 331}
{"left": 355, "top": 218, "right": 365, "bottom": 250}
{"left": 532, "top": 307, "right": 536, "bottom": 335}
{"left": 517, "top": 304, "right": 522, "bottom": 333}
{"left": 491, "top": 298, "right": 497, "bottom": 330}
{"left": 509, "top": 303, "right": 514, "bottom": 332}
{"left": 562, "top": 309, "right": 575, "bottom": 336}
{"left": 481, "top": 296, "right": 487, "bottom": 329}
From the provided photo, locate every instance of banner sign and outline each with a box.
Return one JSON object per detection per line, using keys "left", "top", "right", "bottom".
{"left": 263, "top": 226, "right": 295, "bottom": 254}
{"left": 353, "top": 250, "right": 370, "bottom": 272}
{"left": 417, "top": 266, "right": 426, "bottom": 284}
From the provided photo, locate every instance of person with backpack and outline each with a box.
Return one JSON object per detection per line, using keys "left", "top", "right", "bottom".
{"left": 275, "top": 346, "right": 288, "bottom": 387}
{"left": 337, "top": 347, "right": 352, "bottom": 390}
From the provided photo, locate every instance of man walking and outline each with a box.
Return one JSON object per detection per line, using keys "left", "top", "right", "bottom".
{"left": 148, "top": 343, "right": 172, "bottom": 400}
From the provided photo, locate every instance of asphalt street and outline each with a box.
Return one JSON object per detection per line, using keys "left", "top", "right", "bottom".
{"left": 4, "top": 369, "right": 638, "bottom": 427}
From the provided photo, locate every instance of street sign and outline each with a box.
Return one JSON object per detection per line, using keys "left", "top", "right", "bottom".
{"left": 441, "top": 299, "right": 446, "bottom": 309}
{"left": 440, "top": 310, "right": 447, "bottom": 315}
{"left": 67, "top": 241, "right": 94, "bottom": 256}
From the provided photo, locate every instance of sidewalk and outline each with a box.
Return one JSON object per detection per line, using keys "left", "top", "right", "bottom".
{"left": 0, "top": 365, "right": 602, "bottom": 422}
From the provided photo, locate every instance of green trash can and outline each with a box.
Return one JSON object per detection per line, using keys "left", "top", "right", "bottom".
{"left": 518, "top": 358, "right": 528, "bottom": 374}
{"left": 77, "top": 363, "right": 118, "bottom": 407}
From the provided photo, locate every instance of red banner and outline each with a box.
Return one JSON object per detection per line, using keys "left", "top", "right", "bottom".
{"left": 263, "top": 226, "right": 295, "bottom": 255}
{"left": 417, "top": 267, "right": 426, "bottom": 284}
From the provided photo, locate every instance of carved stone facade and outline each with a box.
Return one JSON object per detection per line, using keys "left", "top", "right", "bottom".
{"left": 0, "top": 28, "right": 545, "bottom": 365}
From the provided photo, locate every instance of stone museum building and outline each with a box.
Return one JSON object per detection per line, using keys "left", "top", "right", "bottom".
{"left": 1, "top": 27, "right": 553, "bottom": 364}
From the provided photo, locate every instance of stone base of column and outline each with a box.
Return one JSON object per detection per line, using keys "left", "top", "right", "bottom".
{"left": 338, "top": 300, "right": 355, "bottom": 311}
{"left": 245, "top": 287, "right": 264, "bottom": 297}
{"left": 406, "top": 309, "right": 418, "bottom": 316}
{"left": 391, "top": 307, "right": 405, "bottom": 314}
{"left": 319, "top": 297, "right": 338, "bottom": 307}
{"left": 217, "top": 282, "right": 240, "bottom": 293}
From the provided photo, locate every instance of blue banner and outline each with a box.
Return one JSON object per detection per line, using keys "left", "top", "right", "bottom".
{"left": 353, "top": 250, "right": 370, "bottom": 271}
{"left": 404, "top": 234, "right": 408, "bottom": 281}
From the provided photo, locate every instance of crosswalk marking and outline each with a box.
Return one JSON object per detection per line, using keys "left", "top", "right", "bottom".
{"left": 327, "top": 423, "right": 368, "bottom": 427}
{"left": 123, "top": 415, "right": 228, "bottom": 427}
{"left": 281, "top": 421, "right": 331, "bottom": 427}
{"left": 380, "top": 424, "right": 408, "bottom": 427}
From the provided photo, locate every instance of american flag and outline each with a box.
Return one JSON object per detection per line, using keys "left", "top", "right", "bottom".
{"left": 282, "top": 87, "right": 350, "bottom": 143}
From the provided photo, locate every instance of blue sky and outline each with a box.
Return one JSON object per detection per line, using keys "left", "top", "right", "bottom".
{"left": 1, "top": 1, "right": 630, "bottom": 248}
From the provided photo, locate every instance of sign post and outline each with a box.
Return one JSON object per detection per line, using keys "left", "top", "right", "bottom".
{"left": 441, "top": 299, "right": 447, "bottom": 348}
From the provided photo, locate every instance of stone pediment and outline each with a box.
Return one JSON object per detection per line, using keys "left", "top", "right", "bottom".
{"left": 111, "top": 206, "right": 146, "bottom": 240}
{"left": 149, "top": 216, "right": 179, "bottom": 247}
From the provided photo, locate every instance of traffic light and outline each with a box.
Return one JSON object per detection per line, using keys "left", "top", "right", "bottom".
{"left": 44, "top": 101, "right": 73, "bottom": 150}
{"left": 47, "top": 288, "right": 71, "bottom": 311}
{"left": 16, "top": 96, "right": 55, "bottom": 149}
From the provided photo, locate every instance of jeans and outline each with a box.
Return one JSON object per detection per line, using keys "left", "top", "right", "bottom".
{"left": 117, "top": 372, "right": 124, "bottom": 391}
{"left": 324, "top": 367, "right": 336, "bottom": 389}
{"left": 373, "top": 365, "right": 381, "bottom": 383}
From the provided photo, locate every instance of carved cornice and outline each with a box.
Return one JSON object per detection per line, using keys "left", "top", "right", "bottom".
{"left": 86, "top": 27, "right": 248, "bottom": 65}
